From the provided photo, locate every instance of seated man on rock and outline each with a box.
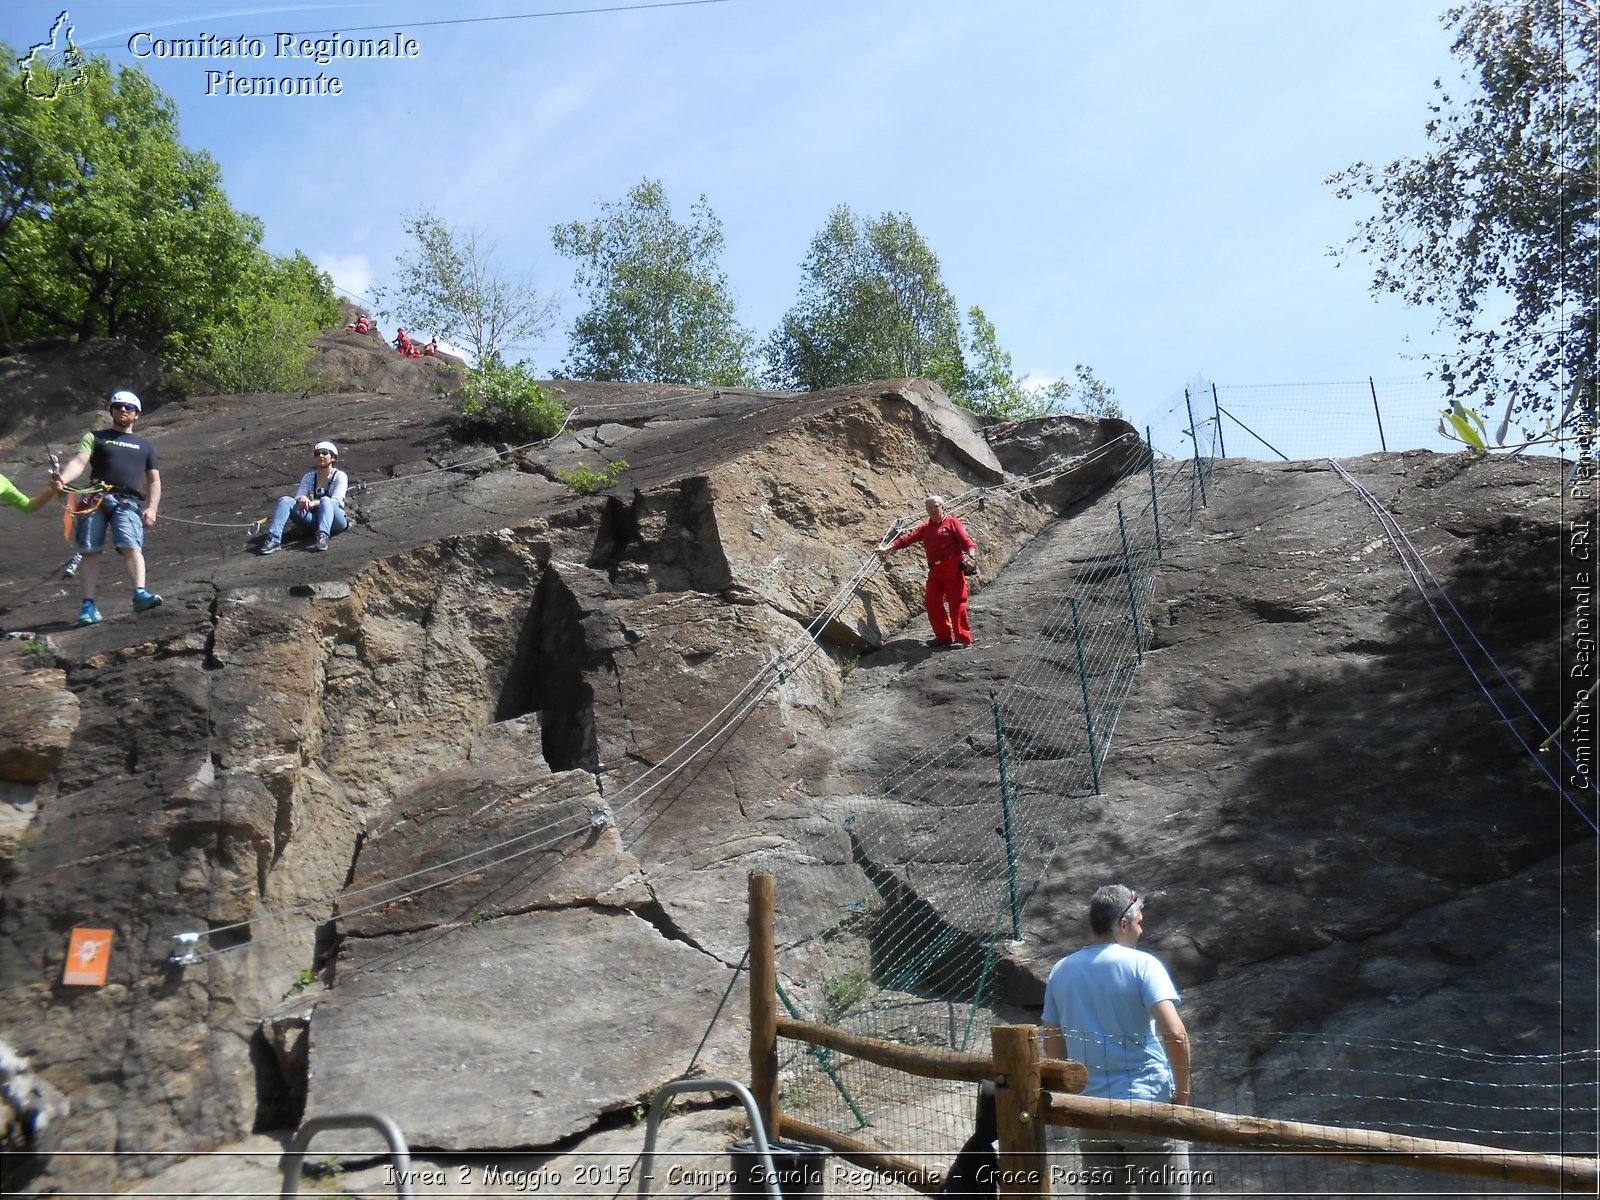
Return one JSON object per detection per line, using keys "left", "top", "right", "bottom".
{"left": 258, "top": 441, "right": 349, "bottom": 555}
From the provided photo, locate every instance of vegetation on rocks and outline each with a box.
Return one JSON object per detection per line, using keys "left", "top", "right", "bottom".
{"left": 555, "top": 459, "right": 629, "bottom": 495}
{"left": 454, "top": 358, "right": 569, "bottom": 443}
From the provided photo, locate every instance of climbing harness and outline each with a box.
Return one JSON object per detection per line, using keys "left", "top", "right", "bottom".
{"left": 60, "top": 482, "right": 109, "bottom": 542}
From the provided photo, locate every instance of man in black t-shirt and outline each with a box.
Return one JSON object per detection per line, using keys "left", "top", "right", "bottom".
{"left": 53, "top": 390, "right": 163, "bottom": 625}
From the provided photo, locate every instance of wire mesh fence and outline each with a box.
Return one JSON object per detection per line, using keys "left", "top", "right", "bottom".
{"left": 771, "top": 1021, "right": 1597, "bottom": 1198}
{"left": 753, "top": 386, "right": 1595, "bottom": 1195}
{"left": 762, "top": 409, "right": 1227, "bottom": 1184}
{"left": 1137, "top": 377, "right": 1575, "bottom": 462}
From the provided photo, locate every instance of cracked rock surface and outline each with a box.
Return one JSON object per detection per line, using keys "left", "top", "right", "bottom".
{"left": 0, "top": 334, "right": 1591, "bottom": 1194}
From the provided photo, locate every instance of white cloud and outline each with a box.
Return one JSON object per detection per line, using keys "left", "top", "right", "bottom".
{"left": 314, "top": 253, "right": 375, "bottom": 307}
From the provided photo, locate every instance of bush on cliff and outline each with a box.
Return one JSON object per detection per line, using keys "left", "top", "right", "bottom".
{"left": 453, "top": 358, "right": 568, "bottom": 444}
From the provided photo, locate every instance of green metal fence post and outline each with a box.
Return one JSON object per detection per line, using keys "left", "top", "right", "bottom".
{"left": 1146, "top": 428, "right": 1162, "bottom": 561}
{"left": 992, "top": 699, "right": 1022, "bottom": 940}
{"left": 1369, "top": 376, "right": 1389, "bottom": 452}
{"left": 774, "top": 980, "right": 869, "bottom": 1129}
{"left": 1184, "top": 391, "right": 1198, "bottom": 522}
{"left": 1071, "top": 598, "right": 1102, "bottom": 795}
{"left": 1117, "top": 501, "right": 1144, "bottom": 664}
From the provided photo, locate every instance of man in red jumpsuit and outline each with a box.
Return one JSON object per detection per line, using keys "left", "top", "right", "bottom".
{"left": 875, "top": 494, "right": 977, "bottom": 647}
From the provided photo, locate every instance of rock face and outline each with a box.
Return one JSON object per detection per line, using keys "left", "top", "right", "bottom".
{"left": 0, "top": 339, "right": 183, "bottom": 449}
{"left": 0, "top": 662, "right": 78, "bottom": 786}
{"left": 0, "top": 338, "right": 1592, "bottom": 1195}
{"left": 1003, "top": 454, "right": 1592, "bottom": 1040}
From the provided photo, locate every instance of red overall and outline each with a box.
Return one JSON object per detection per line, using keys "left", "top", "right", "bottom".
{"left": 891, "top": 515, "right": 976, "bottom": 644}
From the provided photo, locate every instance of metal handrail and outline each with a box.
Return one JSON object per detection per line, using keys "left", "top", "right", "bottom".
{"left": 281, "top": 1111, "right": 413, "bottom": 1199}
{"left": 635, "top": 1078, "right": 782, "bottom": 1200}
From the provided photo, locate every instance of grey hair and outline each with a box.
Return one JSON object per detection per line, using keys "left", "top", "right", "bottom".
{"left": 1088, "top": 884, "right": 1141, "bottom": 934}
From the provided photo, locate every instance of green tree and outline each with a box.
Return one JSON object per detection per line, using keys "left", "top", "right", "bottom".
{"left": 0, "top": 48, "right": 259, "bottom": 350}
{"left": 765, "top": 206, "right": 965, "bottom": 394}
{"left": 952, "top": 305, "right": 1051, "bottom": 419}
{"left": 378, "top": 209, "right": 556, "bottom": 366}
{"left": 552, "top": 178, "right": 753, "bottom": 385}
{"left": 0, "top": 47, "right": 339, "bottom": 391}
{"left": 1032, "top": 365, "right": 1124, "bottom": 421}
{"left": 1328, "top": 0, "right": 1597, "bottom": 428}
{"left": 184, "top": 253, "right": 341, "bottom": 394}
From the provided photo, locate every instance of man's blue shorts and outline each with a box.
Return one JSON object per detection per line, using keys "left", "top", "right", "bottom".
{"left": 75, "top": 493, "right": 144, "bottom": 553}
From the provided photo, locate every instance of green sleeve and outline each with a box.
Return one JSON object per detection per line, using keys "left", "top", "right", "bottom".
{"left": 75, "top": 431, "right": 96, "bottom": 456}
{"left": 0, "top": 473, "right": 30, "bottom": 511}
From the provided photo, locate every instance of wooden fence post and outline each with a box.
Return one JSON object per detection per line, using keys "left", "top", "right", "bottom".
{"left": 992, "top": 1024, "right": 1049, "bottom": 1200}
{"left": 749, "top": 871, "right": 780, "bottom": 1138}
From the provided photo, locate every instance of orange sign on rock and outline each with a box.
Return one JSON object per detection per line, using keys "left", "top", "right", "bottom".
{"left": 62, "top": 928, "right": 113, "bottom": 987}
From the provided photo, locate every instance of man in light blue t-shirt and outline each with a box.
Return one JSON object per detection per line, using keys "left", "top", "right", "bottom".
{"left": 1042, "top": 883, "right": 1192, "bottom": 1196}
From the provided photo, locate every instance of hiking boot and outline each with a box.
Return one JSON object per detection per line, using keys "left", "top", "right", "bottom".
{"left": 78, "top": 600, "right": 103, "bottom": 626}
{"left": 258, "top": 537, "right": 281, "bottom": 556}
{"left": 313, "top": 533, "right": 330, "bottom": 552}
{"left": 132, "top": 588, "right": 163, "bottom": 613}
{"left": 62, "top": 552, "right": 83, "bottom": 579}
{"left": 924, "top": 637, "right": 954, "bottom": 648}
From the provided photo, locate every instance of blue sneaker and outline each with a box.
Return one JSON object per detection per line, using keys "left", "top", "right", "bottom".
{"left": 78, "top": 600, "right": 103, "bottom": 626}
{"left": 132, "top": 588, "right": 163, "bottom": 613}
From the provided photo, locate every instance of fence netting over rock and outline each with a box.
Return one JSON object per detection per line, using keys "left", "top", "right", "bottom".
{"left": 752, "top": 397, "right": 1595, "bottom": 1196}
{"left": 759, "top": 401, "right": 1216, "bottom": 1182}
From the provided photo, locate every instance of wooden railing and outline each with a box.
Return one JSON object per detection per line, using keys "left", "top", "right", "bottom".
{"left": 747, "top": 873, "right": 1599, "bottom": 1198}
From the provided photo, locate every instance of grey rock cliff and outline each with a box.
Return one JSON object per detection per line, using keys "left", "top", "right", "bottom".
{"left": 0, "top": 337, "right": 1591, "bottom": 1194}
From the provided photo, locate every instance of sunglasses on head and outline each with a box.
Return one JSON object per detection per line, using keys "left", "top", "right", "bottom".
{"left": 1120, "top": 891, "right": 1141, "bottom": 923}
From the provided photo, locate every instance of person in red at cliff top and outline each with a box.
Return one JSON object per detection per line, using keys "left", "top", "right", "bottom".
{"left": 875, "top": 494, "right": 977, "bottom": 648}
{"left": 394, "top": 327, "right": 414, "bottom": 355}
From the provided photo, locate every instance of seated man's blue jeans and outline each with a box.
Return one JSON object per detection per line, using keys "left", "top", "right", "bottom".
{"left": 267, "top": 496, "right": 349, "bottom": 541}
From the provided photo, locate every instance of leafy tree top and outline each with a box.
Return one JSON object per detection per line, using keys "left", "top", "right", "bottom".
{"left": 0, "top": 44, "right": 338, "bottom": 391}
{"left": 1329, "top": 0, "right": 1597, "bottom": 428}
{"left": 765, "top": 205, "right": 966, "bottom": 395}
{"left": 378, "top": 209, "right": 556, "bottom": 366}
{"left": 552, "top": 178, "right": 754, "bottom": 386}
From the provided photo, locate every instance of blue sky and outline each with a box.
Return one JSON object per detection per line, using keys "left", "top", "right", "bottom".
{"left": 3, "top": 1, "right": 1471, "bottom": 450}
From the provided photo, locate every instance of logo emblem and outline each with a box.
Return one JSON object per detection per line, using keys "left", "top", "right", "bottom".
{"left": 17, "top": 11, "right": 89, "bottom": 101}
